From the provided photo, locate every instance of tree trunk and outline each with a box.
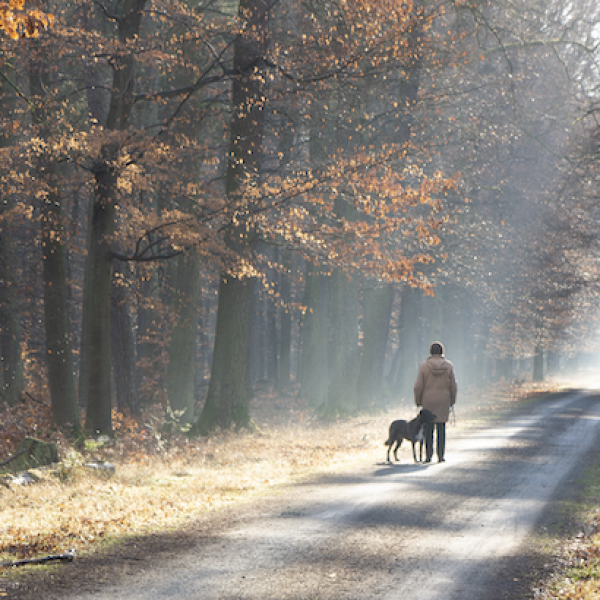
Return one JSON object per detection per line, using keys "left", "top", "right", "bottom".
{"left": 547, "top": 349, "right": 560, "bottom": 376}
{"left": 192, "top": 0, "right": 268, "bottom": 434}
{"left": 29, "top": 52, "right": 80, "bottom": 428}
{"left": 40, "top": 184, "right": 80, "bottom": 427}
{"left": 0, "top": 206, "right": 23, "bottom": 406}
{"left": 0, "top": 79, "right": 23, "bottom": 405}
{"left": 167, "top": 251, "right": 200, "bottom": 426}
{"left": 193, "top": 275, "right": 255, "bottom": 433}
{"left": 358, "top": 283, "right": 394, "bottom": 409}
{"left": 425, "top": 287, "right": 444, "bottom": 347}
{"left": 299, "top": 261, "right": 329, "bottom": 407}
{"left": 394, "top": 286, "right": 421, "bottom": 399}
{"left": 277, "top": 248, "right": 292, "bottom": 392}
{"left": 326, "top": 265, "right": 360, "bottom": 417}
{"left": 81, "top": 166, "right": 117, "bottom": 434}
{"left": 266, "top": 263, "right": 279, "bottom": 383}
{"left": 533, "top": 343, "right": 544, "bottom": 382}
{"left": 111, "top": 262, "right": 138, "bottom": 414}
{"left": 136, "top": 265, "right": 162, "bottom": 401}
{"left": 81, "top": 0, "right": 147, "bottom": 434}
{"left": 474, "top": 321, "right": 490, "bottom": 387}
{"left": 252, "top": 288, "right": 265, "bottom": 382}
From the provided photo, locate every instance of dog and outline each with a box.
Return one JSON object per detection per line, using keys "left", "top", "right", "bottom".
{"left": 384, "top": 408, "right": 437, "bottom": 463}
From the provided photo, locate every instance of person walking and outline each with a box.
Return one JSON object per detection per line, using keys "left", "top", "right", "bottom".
{"left": 414, "top": 341, "right": 457, "bottom": 463}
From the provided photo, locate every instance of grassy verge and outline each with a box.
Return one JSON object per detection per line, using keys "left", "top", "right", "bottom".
{"left": 534, "top": 458, "right": 600, "bottom": 599}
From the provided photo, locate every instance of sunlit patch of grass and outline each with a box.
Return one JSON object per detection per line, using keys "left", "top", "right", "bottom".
{"left": 0, "top": 411, "right": 392, "bottom": 564}
{"left": 568, "top": 560, "right": 600, "bottom": 582}
{"left": 547, "top": 578, "right": 600, "bottom": 600}
{"left": 534, "top": 459, "right": 600, "bottom": 599}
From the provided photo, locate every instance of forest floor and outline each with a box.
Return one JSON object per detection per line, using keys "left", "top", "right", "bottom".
{"left": 0, "top": 379, "right": 599, "bottom": 598}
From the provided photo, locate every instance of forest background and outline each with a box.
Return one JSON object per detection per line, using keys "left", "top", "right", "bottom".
{"left": 1, "top": 0, "right": 600, "bottom": 596}
{"left": 0, "top": 0, "right": 598, "bottom": 434}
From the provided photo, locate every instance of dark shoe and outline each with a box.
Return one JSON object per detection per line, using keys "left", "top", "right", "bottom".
{"left": 424, "top": 458, "right": 432, "bottom": 464}
{"left": 438, "top": 458, "right": 445, "bottom": 463}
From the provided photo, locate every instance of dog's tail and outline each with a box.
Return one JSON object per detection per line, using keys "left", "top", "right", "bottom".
{"left": 384, "top": 422, "right": 396, "bottom": 446}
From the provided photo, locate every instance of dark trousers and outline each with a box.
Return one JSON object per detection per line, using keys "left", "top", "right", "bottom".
{"left": 424, "top": 422, "right": 446, "bottom": 461}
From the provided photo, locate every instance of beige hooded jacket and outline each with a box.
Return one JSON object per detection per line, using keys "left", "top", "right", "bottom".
{"left": 414, "top": 355, "right": 457, "bottom": 423}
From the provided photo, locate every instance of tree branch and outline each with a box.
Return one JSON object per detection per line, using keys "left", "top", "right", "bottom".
{"left": 0, "top": 550, "right": 75, "bottom": 568}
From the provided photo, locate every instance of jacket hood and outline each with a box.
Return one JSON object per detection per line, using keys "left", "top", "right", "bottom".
{"left": 427, "top": 356, "right": 452, "bottom": 375}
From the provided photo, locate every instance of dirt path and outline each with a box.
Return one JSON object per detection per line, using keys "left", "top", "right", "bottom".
{"left": 14, "top": 391, "right": 600, "bottom": 599}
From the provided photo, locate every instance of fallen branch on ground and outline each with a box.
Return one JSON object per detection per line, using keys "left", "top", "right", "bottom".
{"left": 0, "top": 549, "right": 74, "bottom": 568}
{"left": 0, "top": 448, "right": 27, "bottom": 468}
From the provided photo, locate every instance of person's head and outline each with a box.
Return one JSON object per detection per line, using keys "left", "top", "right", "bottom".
{"left": 430, "top": 341, "right": 444, "bottom": 357}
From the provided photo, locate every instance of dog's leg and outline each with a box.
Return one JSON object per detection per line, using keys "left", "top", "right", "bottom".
{"left": 413, "top": 424, "right": 424, "bottom": 462}
{"left": 393, "top": 439, "right": 402, "bottom": 461}
{"left": 411, "top": 441, "right": 418, "bottom": 463}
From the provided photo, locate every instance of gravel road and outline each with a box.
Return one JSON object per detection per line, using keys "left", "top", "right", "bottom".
{"left": 50, "top": 392, "right": 600, "bottom": 599}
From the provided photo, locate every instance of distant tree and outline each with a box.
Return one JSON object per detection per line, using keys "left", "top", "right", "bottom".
{"left": 0, "top": 190, "right": 23, "bottom": 405}
{"left": 167, "top": 250, "right": 201, "bottom": 427}
{"left": 358, "top": 282, "right": 394, "bottom": 409}
{"left": 0, "top": 72, "right": 24, "bottom": 405}
{"left": 28, "top": 40, "right": 80, "bottom": 428}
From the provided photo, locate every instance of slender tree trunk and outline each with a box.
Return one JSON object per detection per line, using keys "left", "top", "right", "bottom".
{"left": 326, "top": 264, "right": 360, "bottom": 417}
{"left": 358, "top": 283, "right": 394, "bottom": 409}
{"left": 192, "top": 0, "right": 268, "bottom": 434}
{"left": 533, "top": 342, "right": 544, "bottom": 382}
{"left": 0, "top": 80, "right": 23, "bottom": 405}
{"left": 478, "top": 322, "right": 492, "bottom": 385}
{"left": 326, "top": 198, "right": 361, "bottom": 418}
{"left": 252, "top": 289, "right": 265, "bottom": 382}
{"left": 111, "top": 262, "right": 138, "bottom": 414}
{"left": 277, "top": 248, "right": 292, "bottom": 392}
{"left": 266, "top": 259, "right": 279, "bottom": 383}
{"left": 426, "top": 287, "right": 444, "bottom": 346}
{"left": 443, "top": 285, "right": 465, "bottom": 386}
{"left": 547, "top": 349, "right": 560, "bottom": 376}
{"left": 394, "top": 286, "right": 421, "bottom": 399}
{"left": 198, "top": 287, "right": 210, "bottom": 380}
{"left": 299, "top": 261, "right": 329, "bottom": 407}
{"left": 0, "top": 204, "right": 23, "bottom": 406}
{"left": 167, "top": 251, "right": 200, "bottom": 426}
{"left": 136, "top": 266, "right": 161, "bottom": 398}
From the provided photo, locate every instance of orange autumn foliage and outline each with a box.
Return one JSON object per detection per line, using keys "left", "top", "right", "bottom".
{"left": 0, "top": 0, "right": 52, "bottom": 39}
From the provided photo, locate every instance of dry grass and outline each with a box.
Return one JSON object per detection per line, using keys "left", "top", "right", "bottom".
{"left": 0, "top": 394, "right": 394, "bottom": 564}
{"left": 535, "top": 482, "right": 600, "bottom": 600}
{"left": 534, "top": 531, "right": 600, "bottom": 600}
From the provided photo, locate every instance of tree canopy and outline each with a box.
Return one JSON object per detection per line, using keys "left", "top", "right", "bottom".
{"left": 1, "top": 0, "right": 600, "bottom": 432}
